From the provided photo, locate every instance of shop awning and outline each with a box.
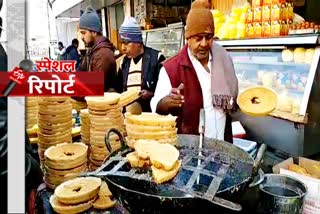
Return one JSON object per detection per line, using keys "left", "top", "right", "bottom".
{"left": 52, "top": 0, "right": 84, "bottom": 18}
{"left": 52, "top": 0, "right": 122, "bottom": 18}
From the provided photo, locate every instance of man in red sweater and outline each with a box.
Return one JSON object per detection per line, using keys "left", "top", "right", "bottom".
{"left": 151, "top": 0, "right": 238, "bottom": 143}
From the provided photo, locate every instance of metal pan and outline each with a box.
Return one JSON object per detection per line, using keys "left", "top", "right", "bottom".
{"left": 88, "top": 129, "right": 266, "bottom": 213}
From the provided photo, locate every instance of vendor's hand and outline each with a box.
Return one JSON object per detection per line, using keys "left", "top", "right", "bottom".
{"left": 162, "top": 83, "right": 185, "bottom": 109}
{"left": 139, "top": 89, "right": 154, "bottom": 100}
{"left": 172, "top": 83, "right": 184, "bottom": 96}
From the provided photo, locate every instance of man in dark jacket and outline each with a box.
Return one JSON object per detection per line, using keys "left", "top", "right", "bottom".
{"left": 0, "top": 9, "right": 7, "bottom": 210}
{"left": 0, "top": 17, "right": 7, "bottom": 71}
{"left": 78, "top": 6, "right": 117, "bottom": 92}
{"left": 0, "top": 97, "right": 7, "bottom": 214}
{"left": 116, "top": 17, "right": 166, "bottom": 112}
{"left": 66, "top": 38, "right": 80, "bottom": 69}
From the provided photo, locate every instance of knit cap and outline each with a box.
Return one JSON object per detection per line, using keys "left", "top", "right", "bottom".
{"left": 119, "top": 17, "right": 143, "bottom": 43}
{"left": 79, "top": 6, "right": 102, "bottom": 33}
{"left": 185, "top": 0, "right": 214, "bottom": 39}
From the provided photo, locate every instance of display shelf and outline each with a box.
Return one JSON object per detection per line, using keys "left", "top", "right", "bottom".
{"left": 228, "top": 46, "right": 320, "bottom": 122}
{"left": 220, "top": 36, "right": 320, "bottom": 156}
{"left": 239, "top": 84, "right": 305, "bottom": 95}
{"left": 233, "top": 61, "right": 311, "bottom": 69}
{"left": 147, "top": 41, "right": 180, "bottom": 45}
{"left": 269, "top": 110, "right": 308, "bottom": 124}
{"left": 216, "top": 34, "right": 319, "bottom": 47}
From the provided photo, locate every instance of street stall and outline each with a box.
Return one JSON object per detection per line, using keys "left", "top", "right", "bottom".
{"left": 26, "top": 93, "right": 317, "bottom": 214}
{"left": 28, "top": 95, "right": 269, "bottom": 213}
{"left": 25, "top": 0, "right": 320, "bottom": 213}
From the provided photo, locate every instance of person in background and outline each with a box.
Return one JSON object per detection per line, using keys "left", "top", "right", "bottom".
{"left": 66, "top": 38, "right": 80, "bottom": 69}
{"left": 25, "top": 130, "right": 43, "bottom": 214}
{"left": 56, "top": 42, "right": 67, "bottom": 60}
{"left": 0, "top": 16, "right": 7, "bottom": 71}
{"left": 78, "top": 6, "right": 117, "bottom": 92}
{"left": 151, "top": 0, "right": 238, "bottom": 143}
{"left": 116, "top": 17, "right": 166, "bottom": 113}
{"left": 0, "top": 97, "right": 7, "bottom": 214}
{"left": 0, "top": 5, "right": 7, "bottom": 211}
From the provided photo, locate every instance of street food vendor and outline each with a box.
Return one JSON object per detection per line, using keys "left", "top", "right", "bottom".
{"left": 115, "top": 17, "right": 166, "bottom": 113}
{"left": 151, "top": 0, "right": 238, "bottom": 143}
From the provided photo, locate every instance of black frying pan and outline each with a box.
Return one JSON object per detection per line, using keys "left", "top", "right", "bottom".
{"left": 88, "top": 129, "right": 266, "bottom": 214}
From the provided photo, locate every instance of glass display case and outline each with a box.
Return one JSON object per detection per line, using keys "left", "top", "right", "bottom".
{"left": 229, "top": 46, "right": 317, "bottom": 123}
{"left": 217, "top": 34, "right": 320, "bottom": 156}
{"left": 142, "top": 23, "right": 185, "bottom": 58}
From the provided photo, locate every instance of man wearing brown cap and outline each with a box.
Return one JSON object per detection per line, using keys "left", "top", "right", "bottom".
{"left": 151, "top": 0, "right": 238, "bottom": 143}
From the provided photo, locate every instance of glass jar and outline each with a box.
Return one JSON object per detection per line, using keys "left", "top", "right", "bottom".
{"left": 254, "top": 7, "right": 262, "bottom": 22}
{"left": 280, "top": 3, "right": 288, "bottom": 21}
{"left": 246, "top": 23, "right": 255, "bottom": 38}
{"left": 287, "top": 20, "right": 294, "bottom": 34}
{"left": 280, "top": 20, "right": 288, "bottom": 36}
{"left": 246, "top": 9, "right": 253, "bottom": 23}
{"left": 262, "top": 5, "right": 271, "bottom": 22}
{"left": 271, "top": 4, "right": 280, "bottom": 21}
{"left": 262, "top": 21, "right": 271, "bottom": 37}
{"left": 254, "top": 22, "right": 262, "bottom": 37}
{"left": 271, "top": 20, "right": 281, "bottom": 37}
{"left": 287, "top": 2, "right": 294, "bottom": 20}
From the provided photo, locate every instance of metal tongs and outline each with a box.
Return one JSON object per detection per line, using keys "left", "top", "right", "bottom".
{"left": 198, "top": 108, "right": 205, "bottom": 157}
{"left": 197, "top": 109, "right": 205, "bottom": 183}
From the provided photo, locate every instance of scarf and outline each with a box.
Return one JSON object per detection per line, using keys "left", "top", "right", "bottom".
{"left": 210, "top": 42, "right": 238, "bottom": 111}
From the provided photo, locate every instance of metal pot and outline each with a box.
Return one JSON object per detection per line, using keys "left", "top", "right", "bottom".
{"left": 86, "top": 129, "right": 266, "bottom": 213}
{"left": 256, "top": 174, "right": 307, "bottom": 214}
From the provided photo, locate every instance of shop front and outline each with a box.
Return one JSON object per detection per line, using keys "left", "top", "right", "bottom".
{"left": 209, "top": 0, "right": 320, "bottom": 158}
{"left": 28, "top": 0, "right": 320, "bottom": 213}
{"left": 214, "top": 1, "right": 320, "bottom": 212}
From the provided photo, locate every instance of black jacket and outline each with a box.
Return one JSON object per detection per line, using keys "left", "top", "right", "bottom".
{"left": 0, "top": 102, "right": 7, "bottom": 214}
{"left": 0, "top": 43, "right": 7, "bottom": 213}
{"left": 0, "top": 44, "right": 7, "bottom": 71}
{"left": 116, "top": 46, "right": 166, "bottom": 112}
